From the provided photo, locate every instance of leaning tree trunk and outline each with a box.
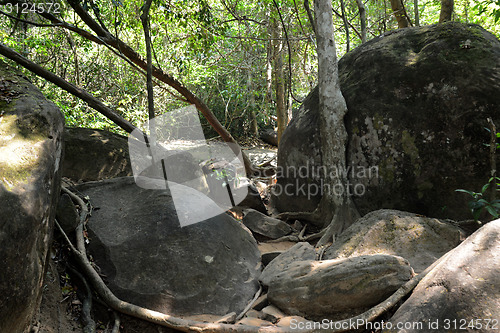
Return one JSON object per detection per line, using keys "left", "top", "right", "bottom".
{"left": 390, "top": 0, "right": 411, "bottom": 28}
{"left": 314, "top": 0, "right": 359, "bottom": 246}
{"left": 271, "top": 16, "right": 287, "bottom": 143}
{"left": 439, "top": 0, "right": 454, "bottom": 22}
{"left": 355, "top": 0, "right": 367, "bottom": 43}
{"left": 414, "top": 0, "right": 420, "bottom": 26}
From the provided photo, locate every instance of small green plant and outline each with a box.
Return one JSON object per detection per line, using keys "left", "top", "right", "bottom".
{"left": 456, "top": 177, "right": 500, "bottom": 221}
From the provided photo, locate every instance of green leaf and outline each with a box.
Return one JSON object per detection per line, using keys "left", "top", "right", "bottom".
{"left": 456, "top": 189, "right": 475, "bottom": 196}
{"left": 486, "top": 205, "right": 499, "bottom": 218}
{"left": 469, "top": 201, "right": 484, "bottom": 210}
{"left": 477, "top": 198, "right": 489, "bottom": 205}
{"left": 481, "top": 183, "right": 490, "bottom": 194}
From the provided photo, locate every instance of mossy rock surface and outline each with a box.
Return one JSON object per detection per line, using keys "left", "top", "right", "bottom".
{"left": 324, "top": 209, "right": 465, "bottom": 273}
{"left": 384, "top": 219, "right": 500, "bottom": 332}
{"left": 276, "top": 22, "right": 500, "bottom": 221}
{"left": 0, "top": 61, "right": 64, "bottom": 333}
{"left": 63, "top": 127, "right": 132, "bottom": 181}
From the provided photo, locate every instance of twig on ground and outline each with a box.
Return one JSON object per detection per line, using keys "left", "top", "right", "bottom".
{"left": 235, "top": 285, "right": 263, "bottom": 322}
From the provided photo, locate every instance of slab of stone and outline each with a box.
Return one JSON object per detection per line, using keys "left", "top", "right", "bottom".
{"left": 324, "top": 209, "right": 465, "bottom": 273}
{"left": 383, "top": 220, "right": 500, "bottom": 332}
{"left": 267, "top": 255, "right": 414, "bottom": 321}
{"left": 78, "top": 177, "right": 261, "bottom": 317}
{"left": 242, "top": 208, "right": 293, "bottom": 239}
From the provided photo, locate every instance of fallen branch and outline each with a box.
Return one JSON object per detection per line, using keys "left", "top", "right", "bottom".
{"left": 235, "top": 286, "right": 263, "bottom": 322}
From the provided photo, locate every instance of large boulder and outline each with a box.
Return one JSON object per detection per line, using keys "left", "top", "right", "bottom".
{"left": 324, "top": 209, "right": 465, "bottom": 273}
{"left": 259, "top": 242, "right": 316, "bottom": 286}
{"left": 383, "top": 219, "right": 500, "bottom": 332}
{"left": 265, "top": 255, "right": 414, "bottom": 321}
{"left": 77, "top": 177, "right": 261, "bottom": 317}
{"left": 63, "top": 127, "right": 132, "bottom": 181}
{"left": 242, "top": 208, "right": 293, "bottom": 239}
{"left": 275, "top": 22, "right": 500, "bottom": 222}
{"left": 0, "top": 62, "right": 64, "bottom": 332}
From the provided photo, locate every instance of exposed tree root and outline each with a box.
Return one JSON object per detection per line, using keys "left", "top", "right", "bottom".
{"left": 235, "top": 286, "right": 263, "bottom": 322}
{"left": 277, "top": 209, "right": 321, "bottom": 223}
{"left": 315, "top": 199, "right": 360, "bottom": 249}
{"left": 111, "top": 310, "right": 121, "bottom": 333}
{"left": 267, "top": 229, "right": 324, "bottom": 244}
{"left": 55, "top": 187, "right": 451, "bottom": 333}
{"left": 67, "top": 265, "right": 96, "bottom": 333}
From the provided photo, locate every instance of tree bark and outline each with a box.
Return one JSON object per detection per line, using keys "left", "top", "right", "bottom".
{"left": 0, "top": 42, "right": 137, "bottom": 134}
{"left": 439, "top": 0, "right": 454, "bottom": 22}
{"left": 414, "top": 0, "right": 420, "bottom": 26}
{"left": 339, "top": 0, "right": 350, "bottom": 52}
{"left": 355, "top": 0, "right": 367, "bottom": 43}
{"left": 271, "top": 16, "right": 287, "bottom": 143}
{"left": 390, "top": 0, "right": 410, "bottom": 28}
{"left": 304, "top": 0, "right": 317, "bottom": 38}
{"left": 314, "top": 0, "right": 359, "bottom": 237}
{"left": 247, "top": 71, "right": 259, "bottom": 136}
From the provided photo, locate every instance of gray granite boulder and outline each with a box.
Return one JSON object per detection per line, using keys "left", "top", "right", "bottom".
{"left": 63, "top": 127, "right": 132, "bottom": 181}
{"left": 77, "top": 177, "right": 261, "bottom": 317}
{"left": 383, "top": 219, "right": 500, "bottom": 332}
{"left": 324, "top": 209, "right": 465, "bottom": 273}
{"left": 0, "top": 62, "right": 64, "bottom": 333}
{"left": 259, "top": 242, "right": 316, "bottom": 286}
{"left": 266, "top": 254, "right": 414, "bottom": 321}
{"left": 275, "top": 22, "right": 500, "bottom": 222}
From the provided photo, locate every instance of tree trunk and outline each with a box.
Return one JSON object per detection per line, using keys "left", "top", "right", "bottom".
{"left": 314, "top": 0, "right": 359, "bottom": 242}
{"left": 248, "top": 71, "right": 259, "bottom": 136}
{"left": 140, "top": 0, "right": 155, "bottom": 122}
{"left": 355, "top": 0, "right": 367, "bottom": 43}
{"left": 439, "top": 0, "right": 454, "bottom": 22}
{"left": 340, "top": 0, "right": 350, "bottom": 52}
{"left": 390, "top": 0, "right": 410, "bottom": 28}
{"left": 0, "top": 42, "right": 138, "bottom": 134}
{"left": 271, "top": 16, "right": 287, "bottom": 143}
{"left": 414, "top": 0, "right": 420, "bottom": 26}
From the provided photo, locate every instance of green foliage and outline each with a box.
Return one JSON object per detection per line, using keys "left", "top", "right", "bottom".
{"left": 456, "top": 177, "right": 500, "bottom": 221}
{"left": 0, "top": 0, "right": 498, "bottom": 139}
{"left": 473, "top": 0, "right": 500, "bottom": 22}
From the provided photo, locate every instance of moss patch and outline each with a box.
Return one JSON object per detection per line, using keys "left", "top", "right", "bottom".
{"left": 0, "top": 114, "right": 44, "bottom": 190}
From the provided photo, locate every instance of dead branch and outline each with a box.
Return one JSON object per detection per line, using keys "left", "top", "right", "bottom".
{"left": 487, "top": 117, "right": 497, "bottom": 201}
{"left": 235, "top": 286, "right": 263, "bottom": 322}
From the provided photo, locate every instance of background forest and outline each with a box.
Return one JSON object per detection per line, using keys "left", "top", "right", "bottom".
{"left": 1, "top": 0, "right": 499, "bottom": 139}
